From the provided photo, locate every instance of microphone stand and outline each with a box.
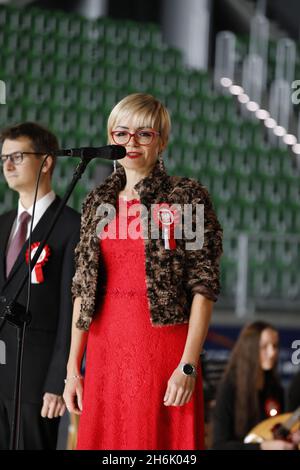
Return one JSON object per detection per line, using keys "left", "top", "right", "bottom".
{"left": 0, "top": 156, "right": 92, "bottom": 450}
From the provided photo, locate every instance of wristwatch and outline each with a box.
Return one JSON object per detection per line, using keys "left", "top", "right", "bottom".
{"left": 179, "top": 362, "right": 197, "bottom": 378}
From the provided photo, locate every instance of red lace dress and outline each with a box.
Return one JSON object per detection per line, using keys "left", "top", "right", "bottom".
{"left": 76, "top": 197, "right": 205, "bottom": 450}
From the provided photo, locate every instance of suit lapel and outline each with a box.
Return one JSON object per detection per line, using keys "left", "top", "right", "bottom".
{"left": 0, "top": 210, "right": 17, "bottom": 281}
{"left": 2, "top": 197, "right": 61, "bottom": 291}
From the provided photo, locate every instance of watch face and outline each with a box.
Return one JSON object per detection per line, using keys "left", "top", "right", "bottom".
{"left": 183, "top": 364, "right": 194, "bottom": 375}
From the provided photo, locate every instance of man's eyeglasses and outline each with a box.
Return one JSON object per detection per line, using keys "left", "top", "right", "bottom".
{"left": 0, "top": 151, "right": 43, "bottom": 166}
{"left": 111, "top": 130, "right": 160, "bottom": 146}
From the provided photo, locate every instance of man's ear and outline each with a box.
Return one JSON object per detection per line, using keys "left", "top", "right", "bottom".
{"left": 41, "top": 155, "right": 54, "bottom": 174}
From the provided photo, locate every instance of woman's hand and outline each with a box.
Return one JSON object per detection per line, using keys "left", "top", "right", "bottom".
{"left": 291, "top": 430, "right": 300, "bottom": 446}
{"left": 163, "top": 368, "right": 196, "bottom": 407}
{"left": 260, "top": 439, "right": 296, "bottom": 450}
{"left": 63, "top": 376, "right": 84, "bottom": 415}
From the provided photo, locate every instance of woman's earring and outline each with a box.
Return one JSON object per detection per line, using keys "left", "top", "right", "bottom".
{"left": 158, "top": 152, "right": 164, "bottom": 170}
{"left": 113, "top": 160, "right": 117, "bottom": 173}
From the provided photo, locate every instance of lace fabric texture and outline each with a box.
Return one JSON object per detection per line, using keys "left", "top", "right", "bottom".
{"left": 77, "top": 198, "right": 204, "bottom": 450}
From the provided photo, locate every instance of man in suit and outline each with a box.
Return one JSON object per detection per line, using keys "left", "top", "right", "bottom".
{"left": 0, "top": 122, "right": 80, "bottom": 449}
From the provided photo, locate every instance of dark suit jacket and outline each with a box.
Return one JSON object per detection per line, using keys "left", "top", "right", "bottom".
{"left": 0, "top": 197, "right": 80, "bottom": 404}
{"left": 288, "top": 371, "right": 300, "bottom": 411}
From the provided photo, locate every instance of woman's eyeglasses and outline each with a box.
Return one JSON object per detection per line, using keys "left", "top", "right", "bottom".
{"left": 0, "top": 151, "right": 43, "bottom": 166}
{"left": 111, "top": 130, "right": 160, "bottom": 146}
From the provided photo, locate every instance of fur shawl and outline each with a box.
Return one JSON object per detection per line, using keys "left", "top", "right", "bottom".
{"left": 72, "top": 159, "right": 223, "bottom": 330}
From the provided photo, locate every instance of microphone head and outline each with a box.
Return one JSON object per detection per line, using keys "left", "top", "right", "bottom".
{"left": 54, "top": 145, "right": 127, "bottom": 159}
{"left": 90, "top": 145, "right": 126, "bottom": 160}
{"left": 107, "top": 145, "right": 127, "bottom": 160}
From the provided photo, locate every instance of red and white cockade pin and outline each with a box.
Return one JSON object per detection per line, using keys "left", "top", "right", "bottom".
{"left": 153, "top": 203, "right": 180, "bottom": 250}
{"left": 25, "top": 242, "right": 51, "bottom": 284}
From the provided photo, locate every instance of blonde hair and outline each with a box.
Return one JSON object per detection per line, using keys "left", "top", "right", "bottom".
{"left": 107, "top": 93, "right": 171, "bottom": 148}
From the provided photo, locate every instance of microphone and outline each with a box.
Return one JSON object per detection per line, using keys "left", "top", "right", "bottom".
{"left": 53, "top": 145, "right": 126, "bottom": 160}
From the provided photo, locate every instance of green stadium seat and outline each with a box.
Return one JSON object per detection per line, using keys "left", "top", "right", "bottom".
{"left": 280, "top": 269, "right": 300, "bottom": 300}
{"left": 216, "top": 201, "right": 242, "bottom": 231}
{"left": 220, "top": 256, "right": 238, "bottom": 297}
{"left": 0, "top": 182, "right": 16, "bottom": 212}
{"left": 267, "top": 204, "right": 293, "bottom": 232}
{"left": 0, "top": 6, "right": 8, "bottom": 28}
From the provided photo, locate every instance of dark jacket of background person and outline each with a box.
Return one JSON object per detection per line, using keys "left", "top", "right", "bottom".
{"left": 288, "top": 371, "right": 300, "bottom": 412}
{"left": 212, "top": 370, "right": 285, "bottom": 450}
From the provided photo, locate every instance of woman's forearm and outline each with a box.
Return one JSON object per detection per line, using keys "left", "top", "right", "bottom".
{"left": 180, "top": 293, "right": 213, "bottom": 366}
{"left": 66, "top": 297, "right": 88, "bottom": 376}
{"left": 163, "top": 294, "right": 213, "bottom": 407}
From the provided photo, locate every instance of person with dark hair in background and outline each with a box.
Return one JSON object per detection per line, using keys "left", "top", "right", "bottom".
{"left": 0, "top": 122, "right": 80, "bottom": 449}
{"left": 212, "top": 321, "right": 300, "bottom": 450}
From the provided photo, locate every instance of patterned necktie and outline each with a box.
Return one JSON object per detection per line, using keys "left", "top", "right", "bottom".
{"left": 6, "top": 211, "right": 31, "bottom": 277}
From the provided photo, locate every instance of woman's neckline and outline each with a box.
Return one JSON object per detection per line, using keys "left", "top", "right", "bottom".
{"left": 118, "top": 195, "right": 140, "bottom": 202}
{"left": 119, "top": 196, "right": 141, "bottom": 204}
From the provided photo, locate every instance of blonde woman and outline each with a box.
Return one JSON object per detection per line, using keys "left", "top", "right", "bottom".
{"left": 63, "top": 93, "right": 223, "bottom": 450}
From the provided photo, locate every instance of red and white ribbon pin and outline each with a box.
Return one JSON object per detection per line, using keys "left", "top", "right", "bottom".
{"left": 26, "top": 242, "right": 51, "bottom": 284}
{"left": 153, "top": 204, "right": 180, "bottom": 250}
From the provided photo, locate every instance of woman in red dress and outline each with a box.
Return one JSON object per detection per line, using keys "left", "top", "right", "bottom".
{"left": 63, "top": 93, "right": 223, "bottom": 450}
